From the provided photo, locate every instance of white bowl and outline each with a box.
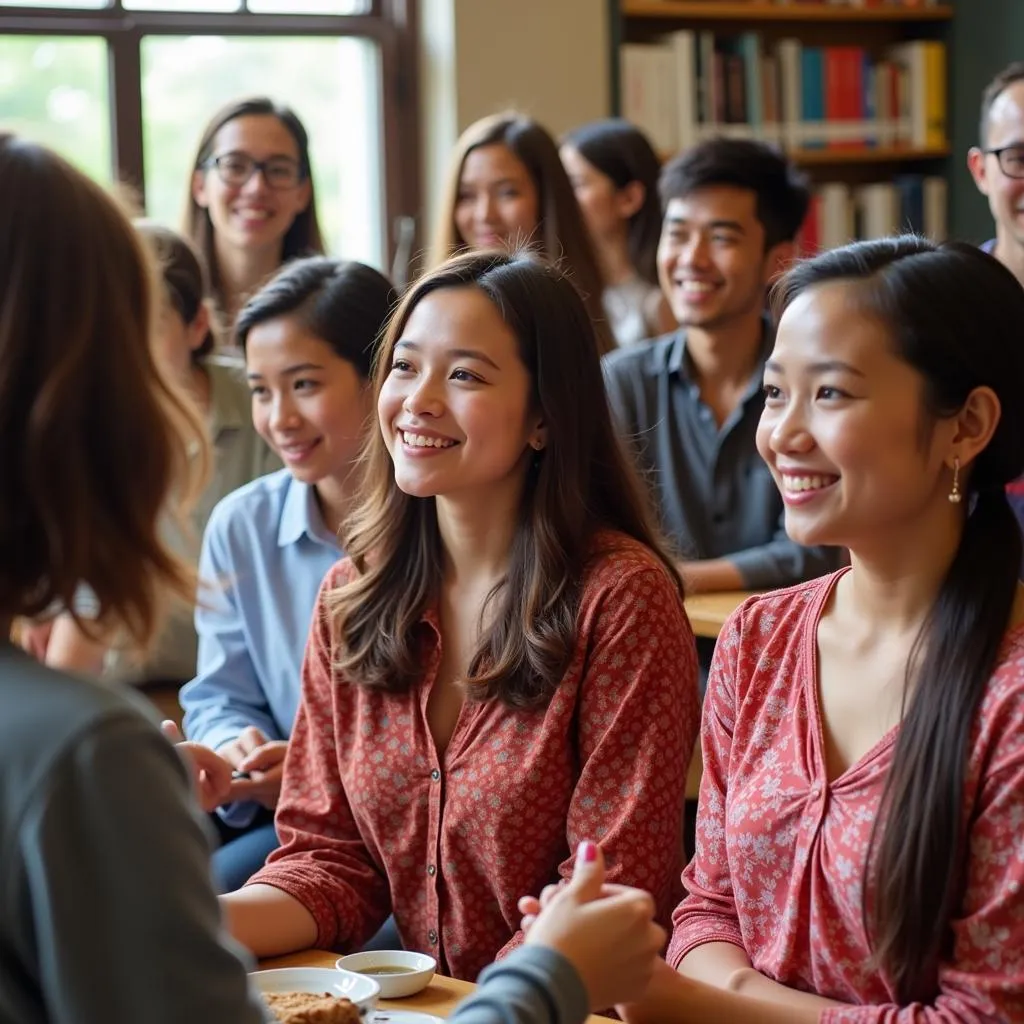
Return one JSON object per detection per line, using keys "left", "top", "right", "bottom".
{"left": 335, "top": 950, "right": 437, "bottom": 999}
{"left": 250, "top": 966, "right": 380, "bottom": 1018}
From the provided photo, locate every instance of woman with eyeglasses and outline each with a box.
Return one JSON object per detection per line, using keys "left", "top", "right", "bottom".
{"left": 186, "top": 96, "right": 325, "bottom": 333}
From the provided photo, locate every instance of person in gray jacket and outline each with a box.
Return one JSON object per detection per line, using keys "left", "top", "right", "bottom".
{"left": 0, "top": 132, "right": 266, "bottom": 1024}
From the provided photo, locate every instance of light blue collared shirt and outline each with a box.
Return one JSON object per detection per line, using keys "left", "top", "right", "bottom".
{"left": 181, "top": 468, "right": 342, "bottom": 827}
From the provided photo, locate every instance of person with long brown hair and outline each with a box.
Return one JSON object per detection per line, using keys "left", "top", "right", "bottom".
{"left": 430, "top": 113, "right": 615, "bottom": 356}
{"left": 0, "top": 134, "right": 265, "bottom": 1022}
{"left": 39, "top": 222, "right": 276, "bottom": 684}
{"left": 615, "top": 236, "right": 1024, "bottom": 1023}
{"left": 220, "top": 249, "right": 699, "bottom": 980}
{"left": 560, "top": 118, "right": 675, "bottom": 347}
{"left": 185, "top": 96, "right": 325, "bottom": 330}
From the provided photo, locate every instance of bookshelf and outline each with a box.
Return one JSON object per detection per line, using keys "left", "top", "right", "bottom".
{"left": 622, "top": 2, "right": 953, "bottom": 23}
{"left": 611, "top": 0, "right": 954, "bottom": 245}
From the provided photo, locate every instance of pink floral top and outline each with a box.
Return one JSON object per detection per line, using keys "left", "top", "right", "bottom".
{"left": 251, "top": 532, "right": 699, "bottom": 982}
{"left": 668, "top": 570, "right": 1024, "bottom": 1022}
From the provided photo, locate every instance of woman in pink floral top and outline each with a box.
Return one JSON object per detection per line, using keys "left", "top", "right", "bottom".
{"left": 222, "top": 249, "right": 699, "bottom": 977}
{"left": 623, "top": 237, "right": 1024, "bottom": 1023}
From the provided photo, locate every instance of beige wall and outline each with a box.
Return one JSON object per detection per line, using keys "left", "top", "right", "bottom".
{"left": 419, "top": 0, "right": 611, "bottom": 247}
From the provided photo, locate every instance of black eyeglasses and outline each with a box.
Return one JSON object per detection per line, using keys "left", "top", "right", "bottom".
{"left": 202, "top": 152, "right": 306, "bottom": 190}
{"left": 985, "top": 145, "right": 1024, "bottom": 179}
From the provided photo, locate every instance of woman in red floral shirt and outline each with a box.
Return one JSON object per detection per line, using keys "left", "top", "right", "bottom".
{"left": 623, "top": 237, "right": 1024, "bottom": 1023}
{"left": 221, "top": 249, "right": 700, "bottom": 980}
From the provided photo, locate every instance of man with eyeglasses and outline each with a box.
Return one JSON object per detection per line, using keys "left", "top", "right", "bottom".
{"left": 968, "top": 61, "right": 1024, "bottom": 576}
{"left": 969, "top": 62, "right": 1024, "bottom": 288}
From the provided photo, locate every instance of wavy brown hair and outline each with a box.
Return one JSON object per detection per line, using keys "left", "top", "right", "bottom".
{"left": 773, "top": 236, "right": 1024, "bottom": 1004}
{"left": 184, "top": 97, "right": 325, "bottom": 317}
{"left": 0, "top": 135, "right": 208, "bottom": 650}
{"left": 328, "top": 249, "right": 682, "bottom": 708}
{"left": 429, "top": 112, "right": 615, "bottom": 357}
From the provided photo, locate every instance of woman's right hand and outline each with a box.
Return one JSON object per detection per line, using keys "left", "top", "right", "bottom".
{"left": 160, "top": 720, "right": 235, "bottom": 812}
{"left": 524, "top": 842, "right": 665, "bottom": 1011}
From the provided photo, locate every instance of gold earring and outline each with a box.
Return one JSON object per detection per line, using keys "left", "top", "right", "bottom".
{"left": 948, "top": 456, "right": 961, "bottom": 504}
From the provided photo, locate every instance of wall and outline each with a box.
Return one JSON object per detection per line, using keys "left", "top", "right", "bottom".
{"left": 419, "top": 0, "right": 611, "bottom": 247}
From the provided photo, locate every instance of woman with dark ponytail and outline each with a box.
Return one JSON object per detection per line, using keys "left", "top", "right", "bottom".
{"left": 618, "top": 237, "right": 1024, "bottom": 1022}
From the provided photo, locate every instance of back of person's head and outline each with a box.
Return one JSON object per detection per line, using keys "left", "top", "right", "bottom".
{"left": 978, "top": 61, "right": 1024, "bottom": 145}
{"left": 773, "top": 235, "right": 1024, "bottom": 1005}
{"left": 185, "top": 97, "right": 324, "bottom": 290}
{"left": 561, "top": 118, "right": 663, "bottom": 285}
{"left": 333, "top": 247, "right": 681, "bottom": 708}
{"left": 0, "top": 134, "right": 207, "bottom": 646}
{"left": 135, "top": 220, "right": 217, "bottom": 360}
{"left": 660, "top": 137, "right": 809, "bottom": 251}
{"left": 430, "top": 112, "right": 612, "bottom": 353}
{"left": 236, "top": 257, "right": 395, "bottom": 380}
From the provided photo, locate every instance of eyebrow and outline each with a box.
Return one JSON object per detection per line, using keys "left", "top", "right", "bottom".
{"left": 246, "top": 362, "right": 325, "bottom": 380}
{"left": 764, "top": 358, "right": 866, "bottom": 377}
{"left": 664, "top": 216, "right": 745, "bottom": 233}
{"left": 395, "top": 340, "right": 501, "bottom": 371}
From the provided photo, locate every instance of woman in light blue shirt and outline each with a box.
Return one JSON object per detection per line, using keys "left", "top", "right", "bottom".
{"left": 178, "top": 257, "right": 395, "bottom": 891}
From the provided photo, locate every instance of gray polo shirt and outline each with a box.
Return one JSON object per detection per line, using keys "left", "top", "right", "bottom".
{"left": 603, "top": 324, "right": 840, "bottom": 590}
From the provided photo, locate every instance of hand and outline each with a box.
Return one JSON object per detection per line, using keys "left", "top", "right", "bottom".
{"left": 524, "top": 842, "right": 665, "bottom": 1011}
{"left": 160, "top": 720, "right": 235, "bottom": 812}
{"left": 216, "top": 725, "right": 271, "bottom": 770}
{"left": 227, "top": 740, "right": 288, "bottom": 810}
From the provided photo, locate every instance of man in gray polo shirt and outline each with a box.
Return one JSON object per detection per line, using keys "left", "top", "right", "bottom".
{"left": 604, "top": 138, "right": 839, "bottom": 610}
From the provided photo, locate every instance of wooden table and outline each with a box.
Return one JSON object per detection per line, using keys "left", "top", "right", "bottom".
{"left": 683, "top": 590, "right": 752, "bottom": 639}
{"left": 260, "top": 949, "right": 615, "bottom": 1022}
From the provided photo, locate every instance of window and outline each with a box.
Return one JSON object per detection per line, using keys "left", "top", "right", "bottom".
{"left": 0, "top": 1, "right": 419, "bottom": 273}
{"left": 0, "top": 35, "right": 111, "bottom": 180}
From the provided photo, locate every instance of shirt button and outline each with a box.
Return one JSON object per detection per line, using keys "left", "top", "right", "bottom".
{"left": 428, "top": 929, "right": 438, "bottom": 945}
{"left": 427, "top": 864, "right": 436, "bottom": 877}
{"left": 430, "top": 768, "right": 441, "bottom": 782}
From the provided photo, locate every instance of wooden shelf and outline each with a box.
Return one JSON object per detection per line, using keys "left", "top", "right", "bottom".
{"left": 659, "top": 145, "right": 949, "bottom": 165}
{"left": 622, "top": 2, "right": 954, "bottom": 22}
{"left": 792, "top": 144, "right": 950, "bottom": 165}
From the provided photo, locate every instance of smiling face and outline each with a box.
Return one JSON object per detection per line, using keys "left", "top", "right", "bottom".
{"left": 756, "top": 281, "right": 958, "bottom": 553}
{"left": 192, "top": 114, "right": 311, "bottom": 257}
{"left": 657, "top": 186, "right": 773, "bottom": 331}
{"left": 969, "top": 79, "right": 1024, "bottom": 252}
{"left": 377, "top": 286, "right": 544, "bottom": 507}
{"left": 246, "top": 316, "right": 369, "bottom": 486}
{"left": 453, "top": 144, "right": 540, "bottom": 251}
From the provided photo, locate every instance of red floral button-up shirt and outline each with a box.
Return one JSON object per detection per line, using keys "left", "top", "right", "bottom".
{"left": 670, "top": 570, "right": 1024, "bottom": 1022}
{"left": 251, "top": 532, "right": 699, "bottom": 981}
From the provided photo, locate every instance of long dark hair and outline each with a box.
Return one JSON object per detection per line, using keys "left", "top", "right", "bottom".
{"left": 430, "top": 112, "right": 614, "bottom": 356}
{"left": 329, "top": 249, "right": 682, "bottom": 708}
{"left": 561, "top": 118, "right": 663, "bottom": 287}
{"left": 236, "top": 257, "right": 395, "bottom": 381}
{"left": 184, "top": 97, "right": 325, "bottom": 314}
{"left": 773, "top": 236, "right": 1024, "bottom": 1003}
{"left": 0, "top": 135, "right": 207, "bottom": 646}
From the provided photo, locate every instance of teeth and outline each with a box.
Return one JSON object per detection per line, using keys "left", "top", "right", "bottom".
{"left": 678, "top": 281, "right": 715, "bottom": 295}
{"left": 784, "top": 475, "right": 834, "bottom": 492}
{"left": 403, "top": 431, "right": 455, "bottom": 449}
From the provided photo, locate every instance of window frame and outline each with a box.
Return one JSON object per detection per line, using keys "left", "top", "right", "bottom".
{"left": 0, "top": 0, "right": 420, "bottom": 269}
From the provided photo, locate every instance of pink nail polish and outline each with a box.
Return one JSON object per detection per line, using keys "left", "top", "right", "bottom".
{"left": 581, "top": 840, "right": 598, "bottom": 863}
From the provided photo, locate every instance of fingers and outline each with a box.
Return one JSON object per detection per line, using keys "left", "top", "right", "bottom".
{"left": 238, "top": 740, "right": 288, "bottom": 773}
{"left": 175, "top": 741, "right": 235, "bottom": 811}
{"left": 563, "top": 840, "right": 604, "bottom": 901}
{"left": 161, "top": 720, "right": 184, "bottom": 744}
{"left": 236, "top": 726, "right": 270, "bottom": 757}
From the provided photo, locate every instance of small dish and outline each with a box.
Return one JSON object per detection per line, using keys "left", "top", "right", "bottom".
{"left": 335, "top": 950, "right": 437, "bottom": 999}
{"left": 250, "top": 966, "right": 380, "bottom": 1018}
